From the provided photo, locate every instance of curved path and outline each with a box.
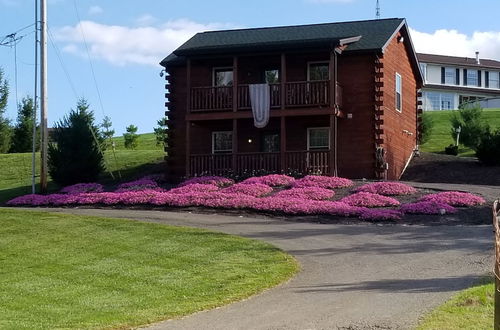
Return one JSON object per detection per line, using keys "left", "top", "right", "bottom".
{"left": 37, "top": 203, "right": 493, "bottom": 330}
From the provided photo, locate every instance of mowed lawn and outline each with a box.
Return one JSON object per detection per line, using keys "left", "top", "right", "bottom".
{"left": 420, "top": 108, "right": 500, "bottom": 156}
{"left": 0, "top": 133, "right": 164, "bottom": 204}
{"left": 0, "top": 209, "right": 298, "bottom": 329}
{"left": 418, "top": 278, "right": 493, "bottom": 329}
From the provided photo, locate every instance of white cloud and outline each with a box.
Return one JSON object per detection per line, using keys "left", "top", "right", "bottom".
{"left": 136, "top": 14, "right": 158, "bottom": 27}
{"left": 88, "top": 5, "right": 103, "bottom": 15}
{"left": 410, "top": 28, "right": 500, "bottom": 61}
{"left": 53, "top": 19, "right": 240, "bottom": 66}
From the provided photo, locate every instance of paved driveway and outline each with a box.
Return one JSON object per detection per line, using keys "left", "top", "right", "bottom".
{"left": 40, "top": 207, "right": 493, "bottom": 330}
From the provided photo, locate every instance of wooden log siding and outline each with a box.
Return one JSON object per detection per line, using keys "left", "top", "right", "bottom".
{"left": 189, "top": 150, "right": 330, "bottom": 176}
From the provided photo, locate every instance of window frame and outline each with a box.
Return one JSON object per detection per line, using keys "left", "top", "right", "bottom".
{"left": 307, "top": 61, "right": 330, "bottom": 81}
{"left": 307, "top": 127, "right": 330, "bottom": 150}
{"left": 395, "top": 72, "right": 402, "bottom": 113}
{"left": 466, "top": 69, "right": 479, "bottom": 87}
{"left": 263, "top": 69, "right": 280, "bottom": 84}
{"left": 212, "top": 67, "right": 234, "bottom": 87}
{"left": 211, "top": 131, "right": 233, "bottom": 154}
{"left": 444, "top": 67, "right": 456, "bottom": 85}
{"left": 489, "top": 71, "right": 500, "bottom": 89}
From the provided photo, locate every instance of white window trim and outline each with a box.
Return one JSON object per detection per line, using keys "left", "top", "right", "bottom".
{"left": 395, "top": 72, "right": 402, "bottom": 113}
{"left": 307, "top": 127, "right": 330, "bottom": 150}
{"left": 212, "top": 131, "right": 233, "bottom": 154}
{"left": 444, "top": 67, "right": 456, "bottom": 85}
{"left": 307, "top": 61, "right": 330, "bottom": 81}
{"left": 212, "top": 67, "right": 233, "bottom": 87}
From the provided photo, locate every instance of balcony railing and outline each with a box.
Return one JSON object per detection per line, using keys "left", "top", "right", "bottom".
{"left": 189, "top": 150, "right": 330, "bottom": 177}
{"left": 189, "top": 81, "right": 342, "bottom": 112}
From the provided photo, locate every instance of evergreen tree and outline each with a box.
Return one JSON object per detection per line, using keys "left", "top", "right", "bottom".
{"left": 0, "top": 68, "right": 12, "bottom": 153}
{"left": 123, "top": 124, "right": 139, "bottom": 149}
{"left": 153, "top": 117, "right": 168, "bottom": 147}
{"left": 48, "top": 98, "right": 104, "bottom": 186}
{"left": 100, "top": 115, "right": 115, "bottom": 150}
{"left": 10, "top": 96, "right": 38, "bottom": 153}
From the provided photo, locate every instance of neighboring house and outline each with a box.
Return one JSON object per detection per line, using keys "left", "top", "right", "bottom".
{"left": 418, "top": 53, "right": 500, "bottom": 110}
{"left": 160, "top": 18, "right": 423, "bottom": 182}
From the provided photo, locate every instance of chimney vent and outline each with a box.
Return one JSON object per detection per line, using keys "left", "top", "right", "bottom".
{"left": 475, "top": 51, "right": 480, "bottom": 65}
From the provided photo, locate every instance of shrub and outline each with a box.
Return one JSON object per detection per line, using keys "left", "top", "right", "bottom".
{"left": 123, "top": 124, "right": 139, "bottom": 149}
{"left": 48, "top": 99, "right": 104, "bottom": 186}
{"left": 444, "top": 144, "right": 458, "bottom": 156}
{"left": 293, "top": 175, "right": 353, "bottom": 189}
{"left": 400, "top": 201, "right": 456, "bottom": 215}
{"left": 356, "top": 182, "right": 417, "bottom": 196}
{"left": 476, "top": 130, "right": 500, "bottom": 166}
{"left": 241, "top": 174, "right": 295, "bottom": 187}
{"left": 273, "top": 187, "right": 334, "bottom": 200}
{"left": 419, "top": 112, "right": 434, "bottom": 145}
{"left": 0, "top": 68, "right": 12, "bottom": 153}
{"left": 340, "top": 192, "right": 400, "bottom": 207}
{"left": 420, "top": 191, "right": 485, "bottom": 207}
{"left": 450, "top": 104, "right": 489, "bottom": 150}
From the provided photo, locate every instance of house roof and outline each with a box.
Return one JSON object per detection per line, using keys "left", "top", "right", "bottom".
{"left": 161, "top": 18, "right": 407, "bottom": 66}
{"left": 423, "top": 83, "right": 500, "bottom": 96}
{"left": 417, "top": 53, "right": 500, "bottom": 70}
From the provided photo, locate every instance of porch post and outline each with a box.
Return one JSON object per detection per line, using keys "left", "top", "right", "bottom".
{"left": 280, "top": 53, "right": 286, "bottom": 109}
{"left": 233, "top": 56, "right": 238, "bottom": 112}
{"left": 280, "top": 116, "right": 286, "bottom": 172}
{"left": 186, "top": 58, "right": 191, "bottom": 112}
{"left": 185, "top": 121, "right": 191, "bottom": 177}
{"left": 232, "top": 119, "right": 238, "bottom": 175}
{"left": 329, "top": 50, "right": 337, "bottom": 109}
{"left": 329, "top": 114, "right": 336, "bottom": 176}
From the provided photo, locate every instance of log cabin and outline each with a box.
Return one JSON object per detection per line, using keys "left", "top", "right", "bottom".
{"left": 160, "top": 18, "right": 423, "bottom": 182}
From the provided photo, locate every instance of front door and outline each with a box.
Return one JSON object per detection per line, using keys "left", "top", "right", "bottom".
{"left": 261, "top": 133, "right": 280, "bottom": 152}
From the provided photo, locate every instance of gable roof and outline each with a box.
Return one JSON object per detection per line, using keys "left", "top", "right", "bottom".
{"left": 161, "top": 18, "right": 406, "bottom": 66}
{"left": 417, "top": 53, "right": 500, "bottom": 70}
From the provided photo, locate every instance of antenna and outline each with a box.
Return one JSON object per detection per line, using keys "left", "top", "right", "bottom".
{"left": 376, "top": 0, "right": 380, "bottom": 19}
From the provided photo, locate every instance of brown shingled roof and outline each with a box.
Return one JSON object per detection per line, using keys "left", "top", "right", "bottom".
{"left": 417, "top": 53, "right": 500, "bottom": 69}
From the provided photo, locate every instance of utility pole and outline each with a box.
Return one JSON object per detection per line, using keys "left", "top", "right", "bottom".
{"left": 40, "top": 0, "right": 48, "bottom": 193}
{"left": 32, "top": 0, "right": 39, "bottom": 194}
{"left": 376, "top": 0, "right": 380, "bottom": 19}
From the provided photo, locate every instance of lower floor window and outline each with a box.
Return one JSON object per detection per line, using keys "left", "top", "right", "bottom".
{"left": 423, "top": 92, "right": 455, "bottom": 110}
{"left": 212, "top": 131, "right": 232, "bottom": 153}
{"left": 307, "top": 128, "right": 330, "bottom": 150}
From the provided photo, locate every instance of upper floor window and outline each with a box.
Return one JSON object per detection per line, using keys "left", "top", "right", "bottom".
{"left": 213, "top": 68, "right": 233, "bottom": 87}
{"left": 466, "top": 69, "right": 478, "bottom": 86}
{"left": 419, "top": 63, "right": 427, "bottom": 83}
{"left": 489, "top": 72, "right": 500, "bottom": 89}
{"left": 395, "top": 73, "right": 402, "bottom": 112}
{"left": 444, "top": 67, "right": 456, "bottom": 84}
{"left": 308, "top": 62, "right": 329, "bottom": 81}
{"left": 264, "top": 69, "right": 279, "bottom": 84}
{"left": 212, "top": 131, "right": 232, "bottom": 153}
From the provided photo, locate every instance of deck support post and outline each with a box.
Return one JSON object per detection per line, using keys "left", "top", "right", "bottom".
{"left": 233, "top": 56, "right": 238, "bottom": 112}
{"left": 329, "top": 114, "right": 336, "bottom": 176}
{"left": 232, "top": 119, "right": 238, "bottom": 174}
{"left": 185, "top": 121, "right": 191, "bottom": 177}
{"left": 280, "top": 116, "right": 286, "bottom": 172}
{"left": 280, "top": 53, "right": 286, "bottom": 109}
{"left": 185, "top": 58, "right": 191, "bottom": 177}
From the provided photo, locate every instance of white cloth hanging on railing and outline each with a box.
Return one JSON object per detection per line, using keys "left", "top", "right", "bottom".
{"left": 249, "top": 84, "right": 270, "bottom": 128}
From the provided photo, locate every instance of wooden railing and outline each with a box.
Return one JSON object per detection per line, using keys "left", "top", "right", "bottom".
{"left": 189, "top": 150, "right": 330, "bottom": 177}
{"left": 190, "top": 81, "right": 342, "bottom": 112}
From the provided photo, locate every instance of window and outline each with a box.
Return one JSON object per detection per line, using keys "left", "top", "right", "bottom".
{"left": 307, "top": 128, "right": 330, "bottom": 150}
{"left": 261, "top": 133, "right": 280, "bottom": 152}
{"left": 264, "top": 69, "right": 279, "bottom": 84}
{"left": 419, "top": 63, "right": 427, "bottom": 83}
{"left": 212, "top": 131, "right": 232, "bottom": 153}
{"left": 213, "top": 68, "right": 233, "bottom": 86}
{"left": 308, "top": 62, "right": 329, "bottom": 81}
{"left": 395, "top": 73, "right": 402, "bottom": 112}
{"left": 423, "top": 92, "right": 455, "bottom": 111}
{"left": 489, "top": 72, "right": 500, "bottom": 89}
{"left": 444, "top": 67, "right": 456, "bottom": 84}
{"left": 466, "top": 70, "right": 478, "bottom": 86}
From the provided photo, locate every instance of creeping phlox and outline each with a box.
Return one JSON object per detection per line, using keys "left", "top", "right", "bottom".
{"left": 293, "top": 175, "right": 353, "bottom": 189}
{"left": 419, "top": 191, "right": 486, "bottom": 207}
{"left": 356, "top": 182, "right": 417, "bottom": 196}
{"left": 241, "top": 174, "right": 295, "bottom": 187}
{"left": 340, "top": 192, "right": 400, "bottom": 207}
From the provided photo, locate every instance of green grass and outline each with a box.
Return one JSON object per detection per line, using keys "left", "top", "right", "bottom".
{"left": 0, "top": 133, "right": 164, "bottom": 204}
{"left": 418, "top": 278, "right": 493, "bottom": 330}
{"left": 420, "top": 109, "right": 500, "bottom": 156}
{"left": 0, "top": 208, "right": 298, "bottom": 329}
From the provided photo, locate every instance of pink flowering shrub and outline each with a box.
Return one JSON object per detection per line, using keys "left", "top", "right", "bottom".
{"left": 169, "top": 184, "right": 219, "bottom": 194}
{"left": 179, "top": 176, "right": 234, "bottom": 188}
{"left": 356, "top": 182, "right": 417, "bottom": 196}
{"left": 241, "top": 174, "right": 295, "bottom": 187}
{"left": 221, "top": 183, "right": 273, "bottom": 197}
{"left": 340, "top": 192, "right": 400, "bottom": 208}
{"left": 359, "top": 209, "right": 403, "bottom": 221}
{"left": 400, "top": 201, "right": 456, "bottom": 215}
{"left": 60, "top": 183, "right": 103, "bottom": 194}
{"left": 293, "top": 175, "right": 353, "bottom": 189}
{"left": 274, "top": 187, "right": 334, "bottom": 200}
{"left": 419, "top": 191, "right": 485, "bottom": 207}
{"left": 116, "top": 178, "right": 160, "bottom": 192}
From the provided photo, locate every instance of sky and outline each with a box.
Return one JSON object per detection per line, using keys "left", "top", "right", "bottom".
{"left": 1, "top": 0, "right": 500, "bottom": 135}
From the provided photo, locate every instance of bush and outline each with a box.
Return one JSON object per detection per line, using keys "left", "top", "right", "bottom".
{"left": 450, "top": 104, "right": 489, "bottom": 150}
{"left": 476, "top": 130, "right": 500, "bottom": 166}
{"left": 419, "top": 112, "right": 434, "bottom": 145}
{"left": 48, "top": 99, "right": 104, "bottom": 186}
{"left": 444, "top": 144, "right": 458, "bottom": 155}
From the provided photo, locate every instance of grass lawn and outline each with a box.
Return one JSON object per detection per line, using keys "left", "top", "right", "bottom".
{"left": 0, "top": 209, "right": 298, "bottom": 329}
{"left": 0, "top": 133, "right": 164, "bottom": 205}
{"left": 418, "top": 278, "right": 493, "bottom": 330}
{"left": 420, "top": 109, "right": 500, "bottom": 156}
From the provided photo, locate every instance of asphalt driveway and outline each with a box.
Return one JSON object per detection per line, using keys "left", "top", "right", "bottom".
{"left": 38, "top": 206, "right": 493, "bottom": 330}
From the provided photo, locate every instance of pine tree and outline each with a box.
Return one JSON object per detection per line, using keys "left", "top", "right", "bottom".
{"left": 10, "top": 96, "right": 38, "bottom": 153}
{"left": 48, "top": 98, "right": 104, "bottom": 186}
{"left": 0, "top": 68, "right": 12, "bottom": 153}
{"left": 153, "top": 117, "right": 168, "bottom": 148}
{"left": 123, "top": 124, "right": 139, "bottom": 149}
{"left": 100, "top": 115, "right": 115, "bottom": 150}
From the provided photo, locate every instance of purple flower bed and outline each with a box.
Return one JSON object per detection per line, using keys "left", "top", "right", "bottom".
{"left": 241, "top": 174, "right": 295, "bottom": 187}
{"left": 169, "top": 184, "right": 219, "bottom": 194}
{"left": 356, "top": 182, "right": 417, "bottom": 196}
{"left": 359, "top": 209, "right": 403, "bottom": 221}
{"left": 221, "top": 183, "right": 273, "bottom": 197}
{"left": 293, "top": 175, "right": 353, "bottom": 189}
{"left": 115, "top": 178, "right": 160, "bottom": 192}
{"left": 340, "top": 192, "right": 400, "bottom": 208}
{"left": 419, "top": 191, "right": 486, "bottom": 207}
{"left": 60, "top": 183, "right": 104, "bottom": 194}
{"left": 178, "top": 176, "right": 235, "bottom": 188}
{"left": 274, "top": 187, "right": 334, "bottom": 200}
{"left": 400, "top": 201, "right": 456, "bottom": 215}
